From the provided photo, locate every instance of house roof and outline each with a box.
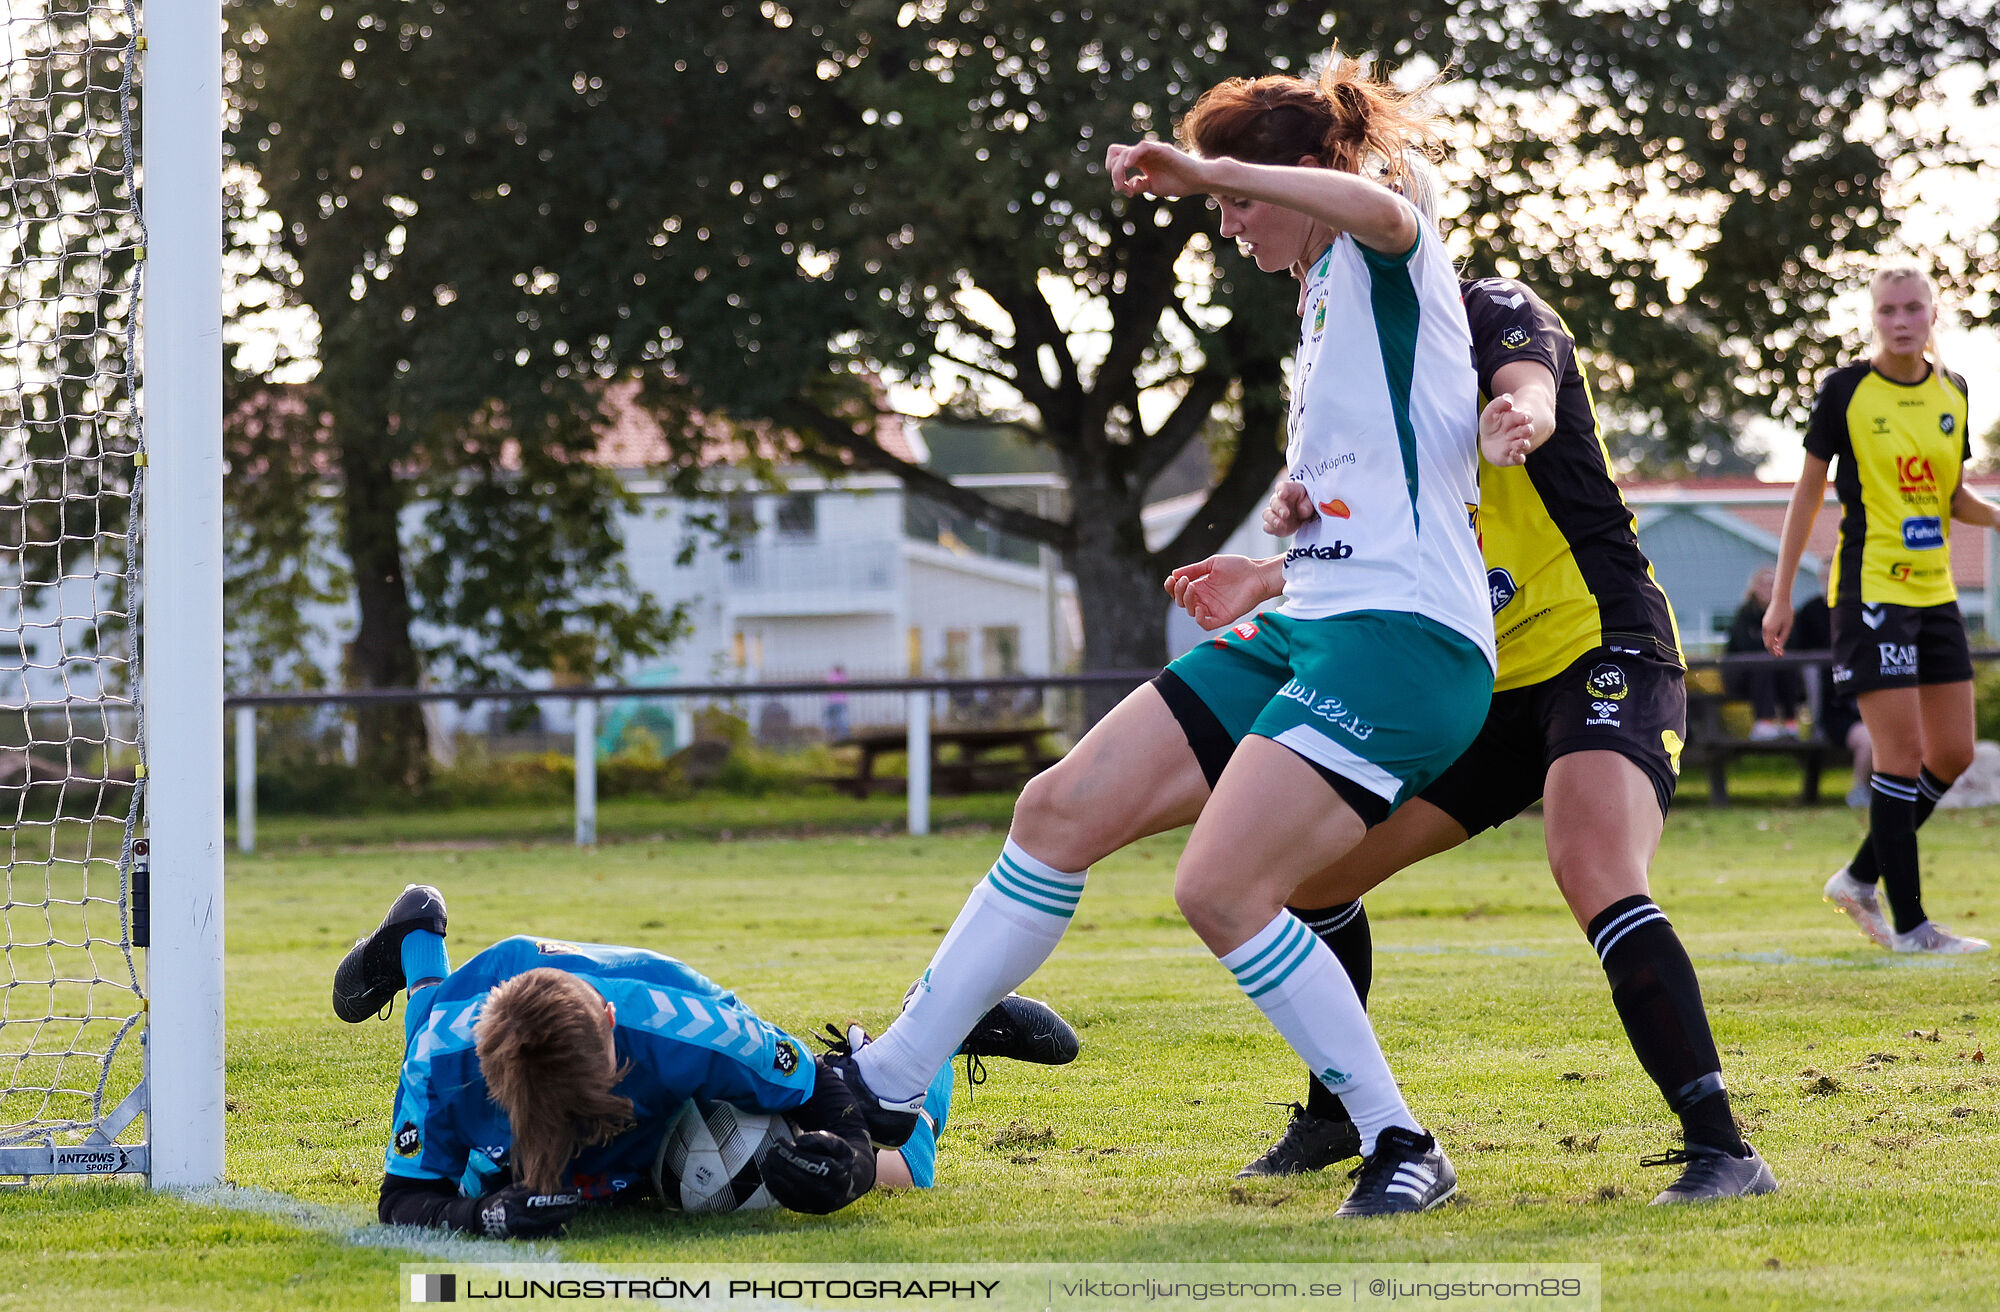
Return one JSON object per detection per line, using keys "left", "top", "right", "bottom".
{"left": 1628, "top": 476, "right": 2000, "bottom": 590}
{"left": 227, "top": 378, "right": 927, "bottom": 475}
{"left": 590, "top": 379, "right": 926, "bottom": 471}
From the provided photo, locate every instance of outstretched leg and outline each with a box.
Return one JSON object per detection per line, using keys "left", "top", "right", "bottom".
{"left": 843, "top": 683, "right": 1210, "bottom": 1125}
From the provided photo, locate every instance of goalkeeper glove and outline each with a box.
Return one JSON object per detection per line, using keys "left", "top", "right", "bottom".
{"left": 444, "top": 1182, "right": 581, "bottom": 1238}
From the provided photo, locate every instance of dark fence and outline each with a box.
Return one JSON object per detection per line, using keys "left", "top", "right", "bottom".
{"left": 226, "top": 651, "right": 2000, "bottom": 847}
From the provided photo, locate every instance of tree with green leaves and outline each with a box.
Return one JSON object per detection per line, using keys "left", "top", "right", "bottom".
{"left": 228, "top": 2, "right": 697, "bottom": 784}
{"left": 227, "top": 0, "right": 1998, "bottom": 732}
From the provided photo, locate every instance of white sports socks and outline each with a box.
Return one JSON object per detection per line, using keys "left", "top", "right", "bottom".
{"left": 1220, "top": 910, "right": 1420, "bottom": 1154}
{"left": 853, "top": 838, "right": 1085, "bottom": 1101}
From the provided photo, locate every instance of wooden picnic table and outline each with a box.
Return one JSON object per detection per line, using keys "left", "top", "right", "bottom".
{"left": 829, "top": 724, "right": 1057, "bottom": 798}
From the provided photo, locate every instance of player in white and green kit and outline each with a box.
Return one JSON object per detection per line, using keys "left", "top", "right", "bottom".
{"left": 823, "top": 61, "right": 1498, "bottom": 1216}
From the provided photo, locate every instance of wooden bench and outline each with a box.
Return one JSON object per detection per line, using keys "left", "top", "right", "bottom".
{"left": 827, "top": 724, "right": 1057, "bottom": 798}
{"left": 1682, "top": 654, "right": 1834, "bottom": 806}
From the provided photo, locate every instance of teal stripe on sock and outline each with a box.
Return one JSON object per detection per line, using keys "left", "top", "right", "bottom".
{"left": 1242, "top": 926, "right": 1318, "bottom": 999}
{"left": 1230, "top": 919, "right": 1308, "bottom": 988}
{"left": 994, "top": 854, "right": 1084, "bottom": 904}
{"left": 983, "top": 872, "right": 1076, "bottom": 919}
{"left": 988, "top": 863, "right": 1081, "bottom": 911}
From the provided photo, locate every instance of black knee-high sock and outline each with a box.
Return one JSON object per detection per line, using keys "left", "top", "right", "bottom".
{"left": 1290, "top": 901, "right": 1371, "bottom": 1123}
{"left": 1860, "top": 773, "right": 1926, "bottom": 933}
{"left": 1587, "top": 895, "right": 1744, "bottom": 1155}
{"left": 1849, "top": 767, "right": 1947, "bottom": 892}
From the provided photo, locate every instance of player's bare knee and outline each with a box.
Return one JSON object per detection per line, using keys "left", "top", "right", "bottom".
{"left": 1173, "top": 868, "right": 1264, "bottom": 952}
{"left": 1010, "top": 763, "right": 1106, "bottom": 869}
{"left": 1927, "top": 748, "right": 1973, "bottom": 784}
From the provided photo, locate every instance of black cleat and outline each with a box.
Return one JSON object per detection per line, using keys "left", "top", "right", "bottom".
{"left": 1237, "top": 1103, "right": 1362, "bottom": 1178}
{"left": 332, "top": 884, "right": 448, "bottom": 1023}
{"left": 958, "top": 993, "right": 1080, "bottom": 1066}
{"left": 1644, "top": 1139, "right": 1778, "bottom": 1204}
{"left": 815, "top": 1023, "right": 925, "bottom": 1150}
{"left": 1334, "top": 1125, "right": 1457, "bottom": 1217}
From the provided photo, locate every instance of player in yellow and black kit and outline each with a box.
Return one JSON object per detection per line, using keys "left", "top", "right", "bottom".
{"left": 1765, "top": 263, "right": 2000, "bottom": 955}
{"left": 1168, "top": 272, "right": 1776, "bottom": 1202}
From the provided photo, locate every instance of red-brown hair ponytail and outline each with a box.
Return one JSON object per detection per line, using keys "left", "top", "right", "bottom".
{"left": 1177, "top": 48, "right": 1442, "bottom": 188}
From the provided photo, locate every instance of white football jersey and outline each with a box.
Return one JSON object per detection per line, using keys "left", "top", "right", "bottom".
{"left": 1278, "top": 216, "right": 1495, "bottom": 669}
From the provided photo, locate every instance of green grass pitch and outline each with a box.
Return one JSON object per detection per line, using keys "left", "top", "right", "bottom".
{"left": 4, "top": 799, "right": 1998, "bottom": 1310}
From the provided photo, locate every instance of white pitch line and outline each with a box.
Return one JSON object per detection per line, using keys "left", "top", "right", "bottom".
{"left": 176, "top": 1183, "right": 561, "bottom": 1262}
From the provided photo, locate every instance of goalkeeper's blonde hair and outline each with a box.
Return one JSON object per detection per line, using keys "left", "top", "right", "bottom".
{"left": 475, "top": 968, "right": 635, "bottom": 1194}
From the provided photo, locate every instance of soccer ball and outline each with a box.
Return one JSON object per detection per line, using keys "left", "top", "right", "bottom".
{"left": 652, "top": 1098, "right": 795, "bottom": 1213}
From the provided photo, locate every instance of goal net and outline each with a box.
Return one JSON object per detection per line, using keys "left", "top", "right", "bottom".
{"left": 0, "top": 0, "right": 150, "bottom": 1174}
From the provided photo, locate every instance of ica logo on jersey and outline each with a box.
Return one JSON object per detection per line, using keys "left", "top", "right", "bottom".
{"left": 1896, "top": 455, "right": 1936, "bottom": 496}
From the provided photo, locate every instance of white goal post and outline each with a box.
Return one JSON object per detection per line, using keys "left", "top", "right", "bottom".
{"left": 0, "top": 0, "right": 223, "bottom": 1186}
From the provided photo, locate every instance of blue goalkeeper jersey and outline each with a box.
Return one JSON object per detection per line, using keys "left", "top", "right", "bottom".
{"left": 384, "top": 936, "right": 818, "bottom": 1201}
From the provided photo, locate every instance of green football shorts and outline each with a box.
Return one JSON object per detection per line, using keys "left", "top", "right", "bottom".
{"left": 1162, "top": 609, "right": 1493, "bottom": 818}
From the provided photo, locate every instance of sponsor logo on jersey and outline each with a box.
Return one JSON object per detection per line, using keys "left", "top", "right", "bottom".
{"left": 1586, "top": 700, "right": 1623, "bottom": 727}
{"left": 1276, "top": 678, "right": 1375, "bottom": 740}
{"left": 1941, "top": 413, "right": 1956, "bottom": 434}
{"left": 395, "top": 1121, "right": 422, "bottom": 1157}
{"left": 1285, "top": 541, "right": 1354, "bottom": 563}
{"left": 1889, "top": 561, "right": 1912, "bottom": 582}
{"left": 1585, "top": 663, "right": 1629, "bottom": 701}
{"left": 1487, "top": 568, "right": 1518, "bottom": 614}
{"left": 774, "top": 1039, "right": 800, "bottom": 1074}
{"left": 1318, "top": 498, "right": 1351, "bottom": 518}
{"left": 1296, "top": 453, "right": 1356, "bottom": 479}
{"left": 1896, "top": 455, "right": 1937, "bottom": 495}
{"left": 1861, "top": 604, "right": 1886, "bottom": 630}
{"left": 1498, "top": 606, "right": 1552, "bottom": 642}
{"left": 1311, "top": 296, "right": 1327, "bottom": 340}
{"left": 1500, "top": 325, "right": 1530, "bottom": 350}
{"left": 1872, "top": 416, "right": 1891, "bottom": 434}
{"left": 1901, "top": 516, "right": 1943, "bottom": 551}
{"left": 1878, "top": 643, "right": 1918, "bottom": 678}
{"left": 1832, "top": 663, "right": 1853, "bottom": 685}
{"left": 1231, "top": 620, "right": 1260, "bottom": 641}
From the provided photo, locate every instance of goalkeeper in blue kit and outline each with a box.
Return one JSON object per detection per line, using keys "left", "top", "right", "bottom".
{"left": 334, "top": 885, "right": 1075, "bottom": 1236}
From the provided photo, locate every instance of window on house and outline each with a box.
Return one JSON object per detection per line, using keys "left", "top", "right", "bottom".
{"left": 724, "top": 492, "right": 757, "bottom": 537}
{"left": 942, "top": 629, "right": 970, "bottom": 677}
{"left": 981, "top": 625, "right": 1021, "bottom": 677}
{"left": 775, "top": 492, "right": 817, "bottom": 538}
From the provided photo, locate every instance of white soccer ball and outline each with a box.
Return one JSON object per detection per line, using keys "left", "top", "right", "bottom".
{"left": 652, "top": 1098, "right": 795, "bottom": 1213}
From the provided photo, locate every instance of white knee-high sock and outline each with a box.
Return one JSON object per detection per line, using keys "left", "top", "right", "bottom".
{"left": 854, "top": 838, "right": 1085, "bottom": 1101}
{"left": 1219, "top": 910, "right": 1420, "bottom": 1154}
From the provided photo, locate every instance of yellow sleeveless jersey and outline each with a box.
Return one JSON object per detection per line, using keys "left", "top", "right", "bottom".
{"left": 1804, "top": 362, "right": 1970, "bottom": 607}
{"left": 1462, "top": 278, "right": 1682, "bottom": 692}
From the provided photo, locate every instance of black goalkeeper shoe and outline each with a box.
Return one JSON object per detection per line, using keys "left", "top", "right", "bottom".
{"left": 959, "top": 993, "right": 1080, "bottom": 1066}
{"left": 332, "top": 883, "right": 448, "bottom": 1023}
{"left": 814, "top": 1023, "right": 924, "bottom": 1149}
{"left": 1237, "top": 1102, "right": 1362, "bottom": 1178}
{"left": 1644, "top": 1140, "right": 1778, "bottom": 1204}
{"left": 1334, "top": 1125, "right": 1456, "bottom": 1217}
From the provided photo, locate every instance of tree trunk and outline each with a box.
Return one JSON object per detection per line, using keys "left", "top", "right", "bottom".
{"left": 334, "top": 404, "right": 429, "bottom": 790}
{"left": 1062, "top": 477, "right": 1167, "bottom": 727}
